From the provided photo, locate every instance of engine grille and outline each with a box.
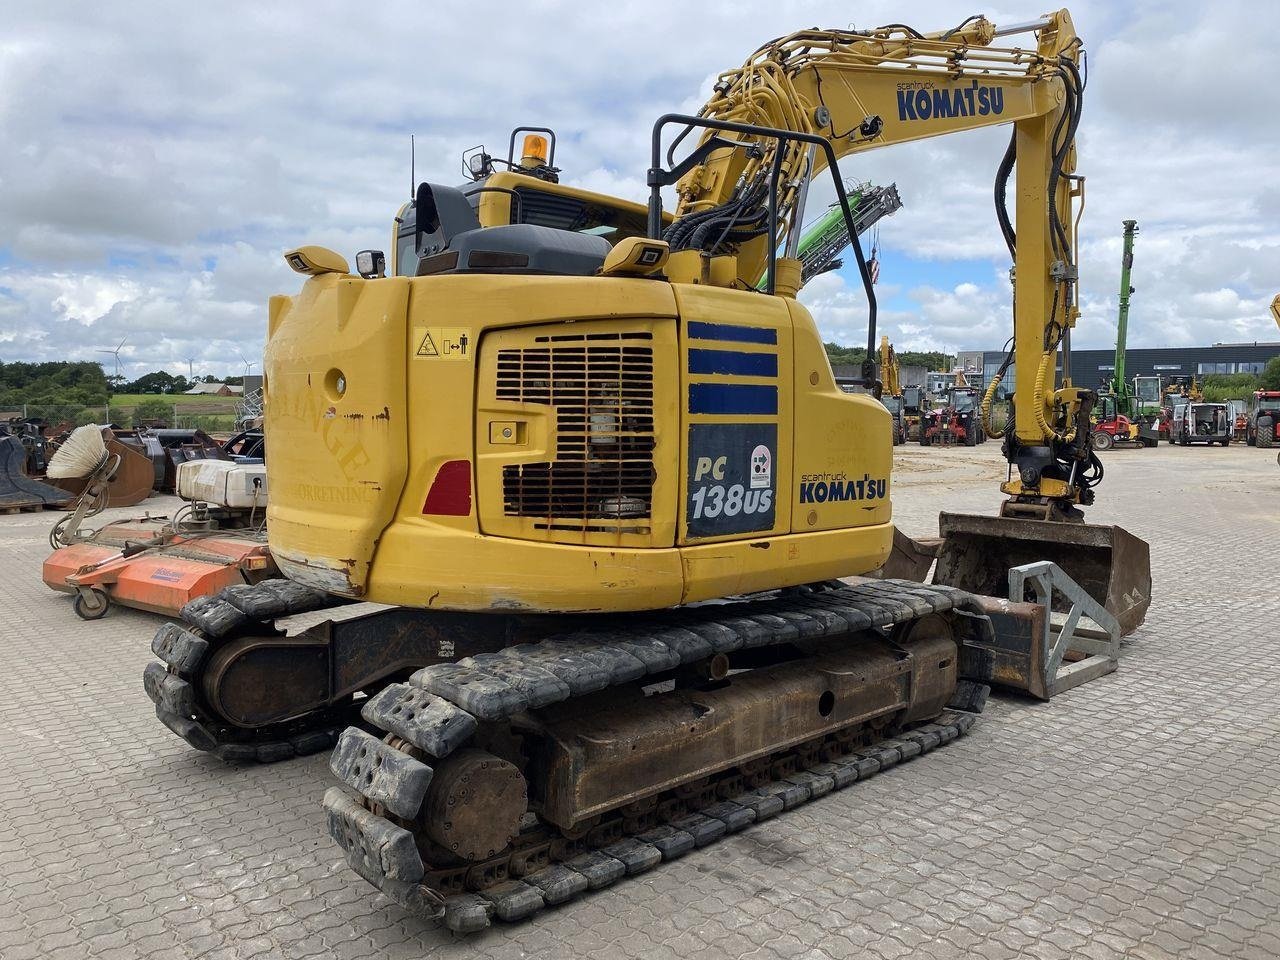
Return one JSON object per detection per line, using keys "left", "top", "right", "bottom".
{"left": 497, "top": 332, "right": 655, "bottom": 533}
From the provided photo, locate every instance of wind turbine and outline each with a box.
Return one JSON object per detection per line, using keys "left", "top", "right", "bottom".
{"left": 238, "top": 353, "right": 257, "bottom": 378}
{"left": 185, "top": 358, "right": 196, "bottom": 379}
{"left": 96, "top": 337, "right": 127, "bottom": 379}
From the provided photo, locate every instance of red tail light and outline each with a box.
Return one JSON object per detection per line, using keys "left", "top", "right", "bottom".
{"left": 422, "top": 460, "right": 472, "bottom": 516}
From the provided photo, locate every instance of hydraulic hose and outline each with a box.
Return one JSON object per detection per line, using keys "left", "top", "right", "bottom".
{"left": 1033, "top": 351, "right": 1075, "bottom": 444}
{"left": 994, "top": 130, "right": 1016, "bottom": 260}
{"left": 981, "top": 373, "right": 1005, "bottom": 439}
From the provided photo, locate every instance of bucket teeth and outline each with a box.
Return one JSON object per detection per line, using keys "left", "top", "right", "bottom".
{"left": 362, "top": 683, "right": 477, "bottom": 757}
{"left": 330, "top": 729, "right": 434, "bottom": 821}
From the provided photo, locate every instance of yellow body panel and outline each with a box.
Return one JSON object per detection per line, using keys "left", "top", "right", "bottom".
{"left": 265, "top": 272, "right": 892, "bottom": 612}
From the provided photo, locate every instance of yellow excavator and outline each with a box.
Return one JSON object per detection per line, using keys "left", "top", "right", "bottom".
{"left": 877, "top": 335, "right": 907, "bottom": 444}
{"left": 144, "top": 10, "right": 1150, "bottom": 930}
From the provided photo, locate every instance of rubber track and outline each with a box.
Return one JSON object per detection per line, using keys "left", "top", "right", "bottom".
{"left": 323, "top": 579, "right": 991, "bottom": 932}
{"left": 144, "top": 579, "right": 351, "bottom": 761}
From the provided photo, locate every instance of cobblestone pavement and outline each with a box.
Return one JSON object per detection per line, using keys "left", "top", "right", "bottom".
{"left": 2, "top": 443, "right": 1278, "bottom": 959}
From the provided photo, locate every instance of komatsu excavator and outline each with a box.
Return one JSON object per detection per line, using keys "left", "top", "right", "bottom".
{"left": 143, "top": 10, "right": 1151, "bottom": 931}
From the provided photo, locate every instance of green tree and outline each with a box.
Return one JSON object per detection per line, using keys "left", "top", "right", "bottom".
{"left": 121, "top": 370, "right": 189, "bottom": 394}
{"left": 822, "top": 341, "right": 953, "bottom": 373}
{"left": 0, "top": 361, "right": 110, "bottom": 407}
{"left": 131, "top": 397, "right": 173, "bottom": 427}
{"left": 1261, "top": 357, "right": 1280, "bottom": 391}
{"left": 1200, "top": 372, "right": 1261, "bottom": 402}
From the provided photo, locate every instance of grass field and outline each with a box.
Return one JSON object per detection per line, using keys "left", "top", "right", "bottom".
{"left": 108, "top": 393, "right": 241, "bottom": 413}
{"left": 104, "top": 393, "right": 242, "bottom": 431}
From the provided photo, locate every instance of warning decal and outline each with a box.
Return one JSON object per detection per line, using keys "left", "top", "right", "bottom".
{"left": 414, "top": 327, "right": 471, "bottom": 361}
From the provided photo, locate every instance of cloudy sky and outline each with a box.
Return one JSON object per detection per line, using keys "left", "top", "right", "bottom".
{"left": 2, "top": 1, "right": 1277, "bottom": 380}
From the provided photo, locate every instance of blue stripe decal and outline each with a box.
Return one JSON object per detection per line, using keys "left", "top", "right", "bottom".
{"left": 687, "top": 321, "right": 778, "bottom": 345}
{"left": 689, "top": 383, "right": 778, "bottom": 416}
{"left": 687, "top": 349, "right": 778, "bottom": 378}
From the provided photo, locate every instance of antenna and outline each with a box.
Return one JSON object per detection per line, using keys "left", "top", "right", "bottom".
{"left": 411, "top": 134, "right": 416, "bottom": 197}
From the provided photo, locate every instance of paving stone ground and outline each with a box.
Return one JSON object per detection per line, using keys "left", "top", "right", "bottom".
{"left": 1, "top": 441, "right": 1278, "bottom": 959}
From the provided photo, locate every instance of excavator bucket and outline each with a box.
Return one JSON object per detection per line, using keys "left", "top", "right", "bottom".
{"left": 0, "top": 435, "right": 73, "bottom": 510}
{"left": 933, "top": 512, "right": 1151, "bottom": 637}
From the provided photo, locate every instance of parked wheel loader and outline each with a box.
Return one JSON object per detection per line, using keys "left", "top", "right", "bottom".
{"left": 143, "top": 9, "right": 1151, "bottom": 931}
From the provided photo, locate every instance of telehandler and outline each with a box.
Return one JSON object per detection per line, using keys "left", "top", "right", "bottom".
{"left": 143, "top": 10, "right": 1150, "bottom": 930}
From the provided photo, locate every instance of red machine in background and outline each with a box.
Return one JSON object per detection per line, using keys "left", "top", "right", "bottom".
{"left": 919, "top": 386, "right": 987, "bottom": 446}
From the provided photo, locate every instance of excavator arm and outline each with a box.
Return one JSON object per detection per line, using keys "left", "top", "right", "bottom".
{"left": 879, "top": 335, "right": 901, "bottom": 398}
{"left": 1271, "top": 293, "right": 1280, "bottom": 330}
{"left": 653, "top": 11, "right": 1091, "bottom": 517}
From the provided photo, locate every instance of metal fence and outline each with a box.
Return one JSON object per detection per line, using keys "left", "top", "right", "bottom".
{"left": 5, "top": 402, "right": 240, "bottom": 433}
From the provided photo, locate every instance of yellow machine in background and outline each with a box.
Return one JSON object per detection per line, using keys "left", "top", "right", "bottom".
{"left": 877, "top": 335, "right": 907, "bottom": 444}
{"left": 880, "top": 335, "right": 901, "bottom": 398}
{"left": 144, "top": 11, "right": 1150, "bottom": 931}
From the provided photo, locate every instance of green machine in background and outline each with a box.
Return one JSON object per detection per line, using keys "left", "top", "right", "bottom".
{"left": 758, "top": 181, "right": 902, "bottom": 288}
{"left": 1098, "top": 220, "right": 1161, "bottom": 445}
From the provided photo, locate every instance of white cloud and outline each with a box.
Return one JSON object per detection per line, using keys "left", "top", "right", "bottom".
{"left": 0, "top": 0, "right": 1276, "bottom": 375}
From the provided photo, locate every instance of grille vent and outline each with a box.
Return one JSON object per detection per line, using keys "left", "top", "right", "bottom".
{"left": 497, "top": 332, "right": 655, "bottom": 533}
